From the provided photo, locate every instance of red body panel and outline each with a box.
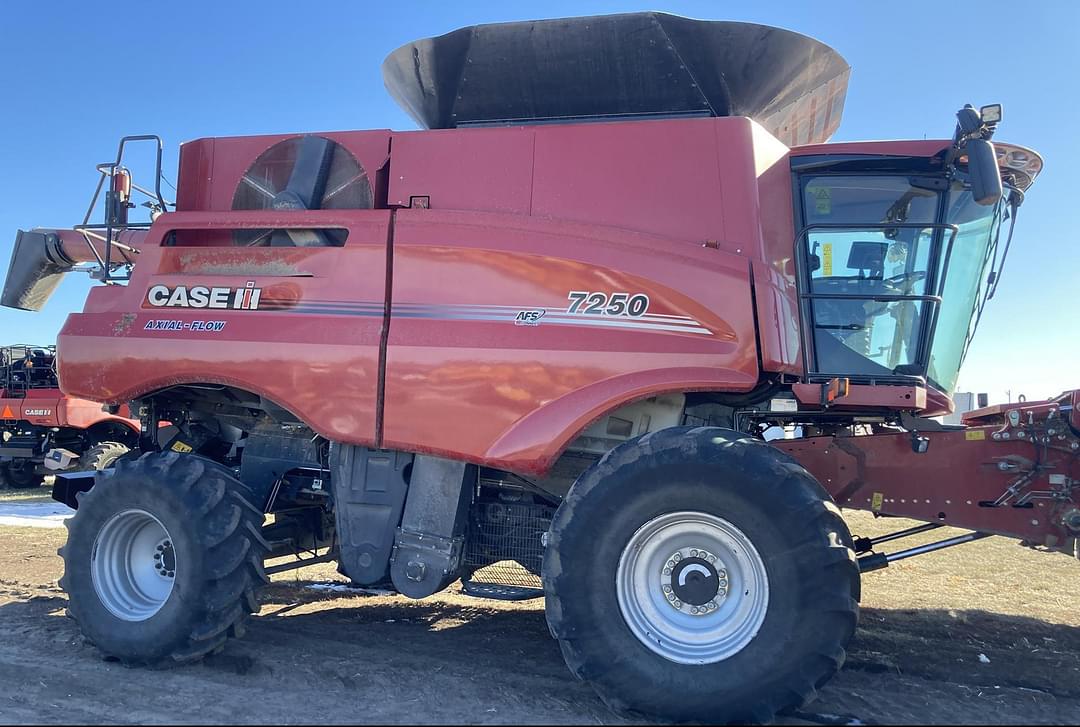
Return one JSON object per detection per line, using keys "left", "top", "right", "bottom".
{"left": 0, "top": 388, "right": 135, "bottom": 431}
{"left": 790, "top": 139, "right": 951, "bottom": 159}
{"left": 55, "top": 117, "right": 972, "bottom": 474}
{"left": 792, "top": 382, "right": 927, "bottom": 410}
{"left": 754, "top": 122, "right": 804, "bottom": 376}
{"left": 175, "top": 131, "right": 392, "bottom": 212}
{"left": 383, "top": 210, "right": 758, "bottom": 472}
{"left": 59, "top": 210, "right": 390, "bottom": 445}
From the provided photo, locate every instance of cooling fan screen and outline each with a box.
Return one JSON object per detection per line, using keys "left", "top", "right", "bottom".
{"left": 231, "top": 135, "right": 373, "bottom": 246}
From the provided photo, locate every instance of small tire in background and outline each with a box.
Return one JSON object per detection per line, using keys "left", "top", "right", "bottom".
{"left": 60, "top": 451, "right": 269, "bottom": 665}
{"left": 543, "top": 426, "right": 860, "bottom": 724}
{"left": 2, "top": 460, "right": 43, "bottom": 489}
{"left": 77, "top": 441, "right": 131, "bottom": 472}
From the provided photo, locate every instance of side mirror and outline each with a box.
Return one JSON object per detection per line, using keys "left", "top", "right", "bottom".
{"left": 967, "top": 138, "right": 1003, "bottom": 206}
{"left": 980, "top": 104, "right": 1002, "bottom": 125}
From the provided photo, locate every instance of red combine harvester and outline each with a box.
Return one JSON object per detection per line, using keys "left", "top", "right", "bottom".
{"left": 2, "top": 12, "right": 1073, "bottom": 723}
{"left": 0, "top": 344, "right": 137, "bottom": 488}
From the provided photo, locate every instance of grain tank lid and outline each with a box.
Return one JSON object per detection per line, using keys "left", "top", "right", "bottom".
{"left": 381, "top": 12, "right": 851, "bottom": 145}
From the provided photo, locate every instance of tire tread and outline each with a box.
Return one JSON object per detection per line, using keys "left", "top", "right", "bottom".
{"left": 60, "top": 451, "right": 268, "bottom": 667}
{"left": 543, "top": 426, "right": 860, "bottom": 724}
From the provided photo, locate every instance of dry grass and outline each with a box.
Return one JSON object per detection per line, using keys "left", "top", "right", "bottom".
{"left": 845, "top": 509, "right": 1080, "bottom": 625}
{"left": 0, "top": 487, "right": 54, "bottom": 504}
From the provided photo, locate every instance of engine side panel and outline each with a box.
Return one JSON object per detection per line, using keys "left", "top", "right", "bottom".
{"left": 382, "top": 210, "right": 759, "bottom": 473}
{"left": 57, "top": 210, "right": 392, "bottom": 445}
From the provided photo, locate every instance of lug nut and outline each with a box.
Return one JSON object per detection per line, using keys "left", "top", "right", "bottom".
{"left": 673, "top": 554, "right": 682, "bottom": 562}
{"left": 663, "top": 585, "right": 672, "bottom": 593}
{"left": 666, "top": 560, "right": 675, "bottom": 568}
{"left": 690, "top": 549, "right": 699, "bottom": 558}
{"left": 667, "top": 593, "right": 676, "bottom": 601}
{"left": 405, "top": 561, "right": 427, "bottom": 582}
{"left": 662, "top": 568, "right": 672, "bottom": 576}
{"left": 707, "top": 601, "right": 717, "bottom": 610}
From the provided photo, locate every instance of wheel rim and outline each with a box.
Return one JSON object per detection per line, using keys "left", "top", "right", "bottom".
{"left": 616, "top": 510, "right": 769, "bottom": 665}
{"left": 91, "top": 509, "right": 176, "bottom": 621}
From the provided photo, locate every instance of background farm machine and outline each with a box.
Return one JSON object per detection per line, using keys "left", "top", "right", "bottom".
{"left": 2, "top": 12, "right": 1075, "bottom": 724}
{"left": 0, "top": 344, "right": 137, "bottom": 487}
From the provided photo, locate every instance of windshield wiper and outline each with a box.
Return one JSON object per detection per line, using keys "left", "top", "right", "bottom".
{"left": 986, "top": 189, "right": 1022, "bottom": 301}
{"left": 958, "top": 191, "right": 1021, "bottom": 366}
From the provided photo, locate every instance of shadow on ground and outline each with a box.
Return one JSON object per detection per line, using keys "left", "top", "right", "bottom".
{"left": 2, "top": 584, "right": 1079, "bottom": 725}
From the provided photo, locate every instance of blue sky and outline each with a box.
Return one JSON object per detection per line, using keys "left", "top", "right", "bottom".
{"left": 1, "top": 0, "right": 1076, "bottom": 406}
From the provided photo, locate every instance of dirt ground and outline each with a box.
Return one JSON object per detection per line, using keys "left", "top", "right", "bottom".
{"left": 0, "top": 492, "right": 1078, "bottom": 725}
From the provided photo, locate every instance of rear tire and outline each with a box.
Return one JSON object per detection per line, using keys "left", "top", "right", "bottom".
{"left": 60, "top": 451, "right": 269, "bottom": 665}
{"left": 542, "top": 427, "right": 860, "bottom": 723}
{"left": 78, "top": 441, "right": 131, "bottom": 471}
{"left": 2, "top": 460, "right": 42, "bottom": 489}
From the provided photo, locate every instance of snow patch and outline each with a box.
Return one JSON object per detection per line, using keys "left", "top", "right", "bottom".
{"left": 0, "top": 502, "right": 73, "bottom": 529}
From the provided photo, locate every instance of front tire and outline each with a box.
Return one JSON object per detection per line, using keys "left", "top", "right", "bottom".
{"left": 60, "top": 451, "right": 269, "bottom": 665}
{"left": 542, "top": 427, "right": 860, "bottom": 723}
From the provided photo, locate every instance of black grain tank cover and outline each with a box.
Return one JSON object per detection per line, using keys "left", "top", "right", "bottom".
{"left": 381, "top": 12, "right": 851, "bottom": 145}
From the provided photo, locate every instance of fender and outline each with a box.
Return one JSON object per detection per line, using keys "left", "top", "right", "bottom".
{"left": 483, "top": 367, "right": 758, "bottom": 474}
{"left": 58, "top": 398, "right": 139, "bottom": 433}
{"left": 61, "top": 371, "right": 372, "bottom": 448}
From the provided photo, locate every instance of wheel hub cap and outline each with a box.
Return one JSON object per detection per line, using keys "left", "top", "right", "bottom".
{"left": 661, "top": 547, "right": 728, "bottom": 614}
{"left": 616, "top": 511, "right": 770, "bottom": 664}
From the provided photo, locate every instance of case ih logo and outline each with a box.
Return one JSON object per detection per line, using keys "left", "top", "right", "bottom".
{"left": 25, "top": 409, "right": 52, "bottom": 416}
{"left": 146, "top": 282, "right": 262, "bottom": 310}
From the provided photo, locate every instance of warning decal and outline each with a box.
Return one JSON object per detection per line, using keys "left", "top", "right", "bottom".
{"left": 807, "top": 185, "right": 832, "bottom": 214}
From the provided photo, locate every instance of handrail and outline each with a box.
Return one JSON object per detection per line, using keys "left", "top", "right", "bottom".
{"left": 77, "top": 135, "right": 170, "bottom": 283}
